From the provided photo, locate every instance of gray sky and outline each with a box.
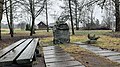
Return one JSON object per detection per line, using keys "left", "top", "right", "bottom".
{"left": 93, "top": 5, "right": 103, "bottom": 23}
{"left": 1, "top": 0, "right": 103, "bottom": 25}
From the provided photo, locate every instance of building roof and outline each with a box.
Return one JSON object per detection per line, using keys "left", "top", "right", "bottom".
{"left": 37, "top": 21, "right": 46, "bottom": 26}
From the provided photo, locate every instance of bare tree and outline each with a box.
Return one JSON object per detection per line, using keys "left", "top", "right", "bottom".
{"left": 114, "top": 0, "right": 120, "bottom": 31}
{"left": 0, "top": 0, "right": 4, "bottom": 40}
{"left": 96, "top": 0, "right": 120, "bottom": 31}
{"left": 4, "top": 0, "right": 11, "bottom": 33}
{"left": 98, "top": 0, "right": 120, "bottom": 31}
{"left": 9, "top": 0, "right": 14, "bottom": 37}
{"left": 68, "top": 0, "right": 75, "bottom": 35}
{"left": 74, "top": 0, "right": 79, "bottom": 30}
{"left": 4, "top": 0, "right": 22, "bottom": 37}
{"left": 46, "top": 0, "right": 49, "bottom": 32}
{"left": 14, "top": 0, "right": 46, "bottom": 36}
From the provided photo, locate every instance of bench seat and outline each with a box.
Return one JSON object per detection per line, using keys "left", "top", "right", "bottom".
{"left": 16, "top": 38, "right": 39, "bottom": 64}
{"left": 0, "top": 38, "right": 40, "bottom": 67}
{"left": 0, "top": 39, "right": 26, "bottom": 58}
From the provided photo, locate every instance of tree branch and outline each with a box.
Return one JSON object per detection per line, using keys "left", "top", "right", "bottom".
{"left": 35, "top": 0, "right": 46, "bottom": 18}
{"left": 78, "top": 0, "right": 99, "bottom": 9}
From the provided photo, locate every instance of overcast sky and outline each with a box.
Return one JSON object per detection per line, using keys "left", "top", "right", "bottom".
{"left": 1, "top": 0, "right": 103, "bottom": 25}
{"left": 94, "top": 5, "right": 103, "bottom": 23}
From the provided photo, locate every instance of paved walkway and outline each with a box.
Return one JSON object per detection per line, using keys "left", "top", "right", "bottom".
{"left": 43, "top": 46, "right": 85, "bottom": 67}
{"left": 74, "top": 42, "right": 120, "bottom": 63}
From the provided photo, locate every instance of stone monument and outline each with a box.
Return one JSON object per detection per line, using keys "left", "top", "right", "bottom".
{"left": 53, "top": 23, "right": 70, "bottom": 44}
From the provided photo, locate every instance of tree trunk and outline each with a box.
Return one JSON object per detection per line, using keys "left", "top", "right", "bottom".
{"left": 5, "top": 0, "right": 13, "bottom": 37}
{"left": 30, "top": 17, "right": 35, "bottom": 36}
{"left": 5, "top": 0, "right": 10, "bottom": 29}
{"left": 30, "top": 0, "right": 35, "bottom": 36}
{"left": 10, "top": 0, "right": 14, "bottom": 37}
{"left": 75, "top": 0, "right": 79, "bottom": 30}
{"left": 69, "top": 0, "right": 75, "bottom": 35}
{"left": 0, "top": 0, "right": 4, "bottom": 40}
{"left": 115, "top": 0, "right": 120, "bottom": 31}
{"left": 46, "top": 0, "right": 49, "bottom": 32}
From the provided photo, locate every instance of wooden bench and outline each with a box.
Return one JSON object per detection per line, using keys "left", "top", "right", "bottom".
{"left": 0, "top": 38, "right": 40, "bottom": 67}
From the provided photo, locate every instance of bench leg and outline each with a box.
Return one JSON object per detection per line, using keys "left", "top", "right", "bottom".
{"left": 35, "top": 49, "right": 39, "bottom": 54}
{"left": 33, "top": 52, "right": 37, "bottom": 61}
{"left": 37, "top": 42, "right": 39, "bottom": 46}
{"left": 35, "top": 48, "right": 41, "bottom": 57}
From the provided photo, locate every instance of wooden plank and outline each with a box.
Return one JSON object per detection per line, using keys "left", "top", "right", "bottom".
{"left": 0, "top": 39, "right": 26, "bottom": 58}
{"left": 16, "top": 38, "right": 39, "bottom": 64}
{"left": 0, "top": 39, "right": 33, "bottom": 64}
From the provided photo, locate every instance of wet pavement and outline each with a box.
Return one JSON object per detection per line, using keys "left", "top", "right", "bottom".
{"left": 74, "top": 42, "right": 120, "bottom": 63}
{"left": 43, "top": 46, "right": 85, "bottom": 67}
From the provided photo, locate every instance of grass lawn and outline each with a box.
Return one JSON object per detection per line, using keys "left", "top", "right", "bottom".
{"left": 39, "top": 30, "right": 120, "bottom": 52}
{"left": 75, "top": 30, "right": 112, "bottom": 35}
{"left": 71, "top": 30, "right": 120, "bottom": 52}
{"left": 1, "top": 29, "right": 120, "bottom": 52}
{"left": 95, "top": 35, "right": 120, "bottom": 51}
{"left": 1, "top": 29, "right": 52, "bottom": 37}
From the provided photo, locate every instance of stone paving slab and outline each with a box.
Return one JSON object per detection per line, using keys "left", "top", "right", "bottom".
{"left": 74, "top": 42, "right": 120, "bottom": 63}
{"left": 44, "top": 54, "right": 71, "bottom": 59}
{"left": 43, "top": 51, "right": 66, "bottom": 55}
{"left": 115, "top": 60, "right": 120, "bottom": 63}
{"left": 98, "top": 52, "right": 120, "bottom": 57}
{"left": 46, "top": 61, "right": 85, "bottom": 67}
{"left": 107, "top": 56, "right": 120, "bottom": 60}
{"left": 43, "top": 48, "right": 63, "bottom": 51}
{"left": 74, "top": 42, "right": 86, "bottom": 45}
{"left": 44, "top": 52, "right": 68, "bottom": 56}
{"left": 43, "top": 46, "right": 85, "bottom": 67}
{"left": 43, "top": 49, "right": 65, "bottom": 54}
{"left": 93, "top": 50, "right": 113, "bottom": 54}
{"left": 43, "top": 49, "right": 64, "bottom": 53}
{"left": 79, "top": 45, "right": 102, "bottom": 51}
{"left": 45, "top": 56, "right": 74, "bottom": 63}
{"left": 69, "top": 66, "right": 85, "bottom": 67}
{"left": 43, "top": 46, "right": 62, "bottom": 51}
{"left": 87, "top": 48, "right": 102, "bottom": 51}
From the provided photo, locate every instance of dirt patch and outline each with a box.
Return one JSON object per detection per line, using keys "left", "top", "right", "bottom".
{"left": 60, "top": 44, "right": 120, "bottom": 67}
{"left": 33, "top": 56, "right": 45, "bottom": 67}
